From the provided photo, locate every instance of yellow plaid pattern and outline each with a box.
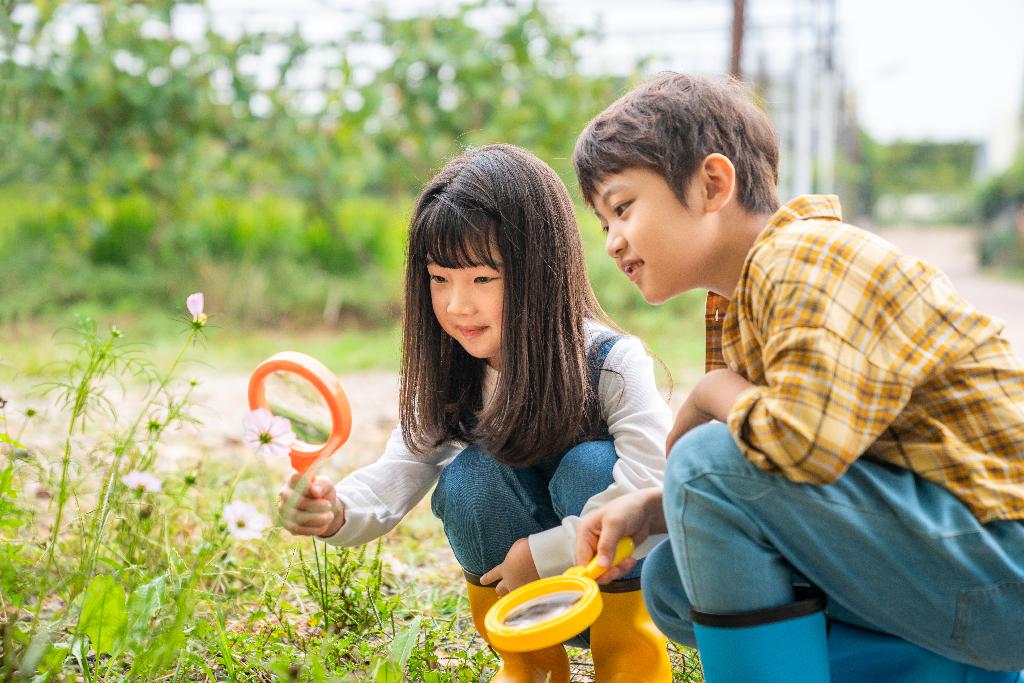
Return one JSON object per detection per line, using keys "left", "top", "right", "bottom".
{"left": 717, "top": 195, "right": 1024, "bottom": 522}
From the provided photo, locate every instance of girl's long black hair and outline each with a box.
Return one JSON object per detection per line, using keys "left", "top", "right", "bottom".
{"left": 399, "top": 144, "right": 614, "bottom": 467}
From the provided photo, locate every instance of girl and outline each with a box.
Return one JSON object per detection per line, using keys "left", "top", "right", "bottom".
{"left": 279, "top": 144, "right": 672, "bottom": 683}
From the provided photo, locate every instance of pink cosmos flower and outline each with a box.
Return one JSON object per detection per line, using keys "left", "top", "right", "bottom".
{"left": 221, "top": 501, "right": 270, "bottom": 541}
{"left": 122, "top": 470, "right": 163, "bottom": 493}
{"left": 242, "top": 407, "right": 295, "bottom": 459}
{"left": 186, "top": 292, "right": 207, "bottom": 324}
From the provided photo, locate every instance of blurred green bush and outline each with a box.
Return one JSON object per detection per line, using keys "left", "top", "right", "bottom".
{"left": 0, "top": 189, "right": 409, "bottom": 325}
{"left": 975, "top": 155, "right": 1024, "bottom": 273}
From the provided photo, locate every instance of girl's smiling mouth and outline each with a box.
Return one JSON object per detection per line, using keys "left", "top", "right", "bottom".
{"left": 457, "top": 325, "right": 488, "bottom": 338}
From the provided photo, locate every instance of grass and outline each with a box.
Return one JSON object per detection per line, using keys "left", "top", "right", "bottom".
{"left": 0, "top": 310, "right": 705, "bottom": 681}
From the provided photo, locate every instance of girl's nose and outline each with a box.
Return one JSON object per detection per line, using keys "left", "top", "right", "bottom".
{"left": 446, "top": 287, "right": 476, "bottom": 315}
{"left": 605, "top": 230, "right": 626, "bottom": 258}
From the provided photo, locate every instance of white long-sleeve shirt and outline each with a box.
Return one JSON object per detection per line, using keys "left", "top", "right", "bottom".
{"left": 321, "top": 326, "right": 671, "bottom": 577}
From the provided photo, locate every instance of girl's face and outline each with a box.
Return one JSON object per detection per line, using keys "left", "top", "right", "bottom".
{"left": 427, "top": 258, "right": 505, "bottom": 370}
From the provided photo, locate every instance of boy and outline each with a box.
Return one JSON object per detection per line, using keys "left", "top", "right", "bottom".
{"left": 571, "top": 73, "right": 1024, "bottom": 681}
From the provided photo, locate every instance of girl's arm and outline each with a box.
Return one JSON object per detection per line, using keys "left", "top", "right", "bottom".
{"left": 527, "top": 335, "right": 672, "bottom": 577}
{"left": 317, "top": 426, "right": 459, "bottom": 547}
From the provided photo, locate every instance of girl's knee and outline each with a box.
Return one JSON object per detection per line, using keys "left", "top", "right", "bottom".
{"left": 549, "top": 440, "right": 616, "bottom": 517}
{"left": 432, "top": 446, "right": 494, "bottom": 518}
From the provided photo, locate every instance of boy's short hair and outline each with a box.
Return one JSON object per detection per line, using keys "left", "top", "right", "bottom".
{"left": 574, "top": 72, "right": 781, "bottom": 214}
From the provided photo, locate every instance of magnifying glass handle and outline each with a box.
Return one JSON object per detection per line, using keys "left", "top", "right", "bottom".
{"left": 572, "top": 537, "right": 635, "bottom": 580}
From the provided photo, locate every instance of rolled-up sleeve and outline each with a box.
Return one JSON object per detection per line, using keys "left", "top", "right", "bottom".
{"left": 727, "top": 326, "right": 913, "bottom": 483}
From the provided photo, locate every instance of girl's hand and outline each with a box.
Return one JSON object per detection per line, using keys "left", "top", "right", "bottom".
{"left": 278, "top": 473, "right": 345, "bottom": 537}
{"left": 480, "top": 538, "right": 540, "bottom": 596}
{"left": 574, "top": 488, "right": 666, "bottom": 584}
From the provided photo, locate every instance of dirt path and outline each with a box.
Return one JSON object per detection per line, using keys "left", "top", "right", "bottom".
{"left": 875, "top": 226, "right": 1024, "bottom": 357}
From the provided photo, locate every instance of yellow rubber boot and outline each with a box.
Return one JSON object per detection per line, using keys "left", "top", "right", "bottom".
{"left": 466, "top": 581, "right": 570, "bottom": 683}
{"left": 590, "top": 589, "right": 673, "bottom": 683}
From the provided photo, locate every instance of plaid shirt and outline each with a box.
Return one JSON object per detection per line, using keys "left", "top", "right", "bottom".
{"left": 712, "top": 195, "right": 1024, "bottom": 522}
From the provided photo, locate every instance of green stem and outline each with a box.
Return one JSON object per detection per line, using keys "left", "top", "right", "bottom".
{"left": 79, "top": 328, "right": 198, "bottom": 589}
{"left": 34, "top": 332, "right": 117, "bottom": 626}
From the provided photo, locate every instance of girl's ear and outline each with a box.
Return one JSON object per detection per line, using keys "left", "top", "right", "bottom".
{"left": 701, "top": 153, "right": 736, "bottom": 213}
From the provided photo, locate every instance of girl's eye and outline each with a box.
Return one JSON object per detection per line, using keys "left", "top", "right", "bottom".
{"left": 474, "top": 276, "right": 498, "bottom": 284}
{"left": 429, "top": 274, "right": 446, "bottom": 284}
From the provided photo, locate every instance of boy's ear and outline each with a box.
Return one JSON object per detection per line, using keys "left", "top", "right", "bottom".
{"left": 700, "top": 153, "right": 736, "bottom": 213}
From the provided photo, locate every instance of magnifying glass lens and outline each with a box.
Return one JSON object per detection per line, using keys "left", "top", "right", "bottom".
{"left": 500, "top": 590, "right": 584, "bottom": 629}
{"left": 263, "top": 371, "right": 332, "bottom": 446}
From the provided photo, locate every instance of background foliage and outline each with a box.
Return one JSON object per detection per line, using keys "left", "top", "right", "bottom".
{"left": 2, "top": 0, "right": 1017, "bottom": 330}
{"left": 0, "top": 0, "right": 645, "bottom": 329}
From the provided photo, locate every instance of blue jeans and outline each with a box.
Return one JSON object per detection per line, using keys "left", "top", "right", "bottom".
{"left": 642, "top": 423, "right": 1024, "bottom": 672}
{"left": 431, "top": 439, "right": 642, "bottom": 581}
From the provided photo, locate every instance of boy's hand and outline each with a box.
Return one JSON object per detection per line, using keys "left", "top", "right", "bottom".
{"left": 666, "top": 369, "right": 753, "bottom": 454}
{"left": 574, "top": 488, "right": 666, "bottom": 584}
{"left": 666, "top": 393, "right": 714, "bottom": 455}
{"left": 278, "top": 473, "right": 345, "bottom": 537}
{"left": 480, "top": 538, "right": 540, "bottom": 596}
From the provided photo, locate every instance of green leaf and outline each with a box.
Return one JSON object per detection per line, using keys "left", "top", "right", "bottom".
{"left": 125, "top": 575, "right": 166, "bottom": 645}
{"left": 77, "top": 574, "right": 127, "bottom": 655}
{"left": 389, "top": 616, "right": 421, "bottom": 670}
{"left": 371, "top": 658, "right": 401, "bottom": 683}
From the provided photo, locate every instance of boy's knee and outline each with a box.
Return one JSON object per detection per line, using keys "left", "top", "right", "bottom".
{"left": 640, "top": 540, "right": 696, "bottom": 647}
{"left": 549, "top": 440, "right": 616, "bottom": 517}
{"left": 665, "top": 422, "right": 745, "bottom": 492}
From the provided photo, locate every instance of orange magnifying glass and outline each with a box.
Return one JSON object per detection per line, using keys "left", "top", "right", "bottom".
{"left": 247, "top": 351, "right": 352, "bottom": 476}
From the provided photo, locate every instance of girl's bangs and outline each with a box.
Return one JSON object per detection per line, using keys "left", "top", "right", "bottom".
{"left": 419, "top": 196, "right": 500, "bottom": 269}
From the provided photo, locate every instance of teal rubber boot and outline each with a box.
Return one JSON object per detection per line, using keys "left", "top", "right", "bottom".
{"left": 829, "top": 621, "right": 1023, "bottom": 683}
{"left": 691, "top": 595, "right": 830, "bottom": 683}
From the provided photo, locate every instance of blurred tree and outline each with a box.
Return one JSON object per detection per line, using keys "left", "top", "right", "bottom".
{"left": 0, "top": 1, "right": 368, "bottom": 255}
{"left": 351, "top": 1, "right": 633, "bottom": 194}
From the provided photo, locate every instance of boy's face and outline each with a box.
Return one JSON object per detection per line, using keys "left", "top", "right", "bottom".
{"left": 591, "top": 167, "right": 714, "bottom": 304}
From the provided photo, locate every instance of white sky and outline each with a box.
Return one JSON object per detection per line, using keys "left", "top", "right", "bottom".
{"left": 837, "top": 0, "right": 1024, "bottom": 143}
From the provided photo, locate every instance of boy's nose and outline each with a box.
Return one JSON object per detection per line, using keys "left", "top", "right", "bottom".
{"left": 605, "top": 231, "right": 626, "bottom": 258}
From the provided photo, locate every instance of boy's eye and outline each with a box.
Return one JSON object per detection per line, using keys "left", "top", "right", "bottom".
{"left": 613, "top": 201, "right": 631, "bottom": 217}
{"left": 600, "top": 223, "right": 609, "bottom": 234}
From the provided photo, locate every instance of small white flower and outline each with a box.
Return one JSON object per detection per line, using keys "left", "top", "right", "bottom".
{"left": 242, "top": 407, "right": 295, "bottom": 459}
{"left": 186, "top": 292, "right": 207, "bottom": 325}
{"left": 122, "top": 470, "right": 163, "bottom": 493}
{"left": 222, "top": 501, "right": 270, "bottom": 541}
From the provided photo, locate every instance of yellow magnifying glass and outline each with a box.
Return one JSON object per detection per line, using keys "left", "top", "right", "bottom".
{"left": 484, "top": 537, "right": 635, "bottom": 652}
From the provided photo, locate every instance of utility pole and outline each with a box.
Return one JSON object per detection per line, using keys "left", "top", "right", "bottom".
{"left": 815, "top": 0, "right": 837, "bottom": 192}
{"left": 730, "top": 0, "right": 745, "bottom": 77}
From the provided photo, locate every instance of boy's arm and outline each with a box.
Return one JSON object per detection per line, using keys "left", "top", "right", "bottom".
{"left": 726, "top": 325, "right": 912, "bottom": 484}
{"left": 667, "top": 369, "right": 753, "bottom": 452}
